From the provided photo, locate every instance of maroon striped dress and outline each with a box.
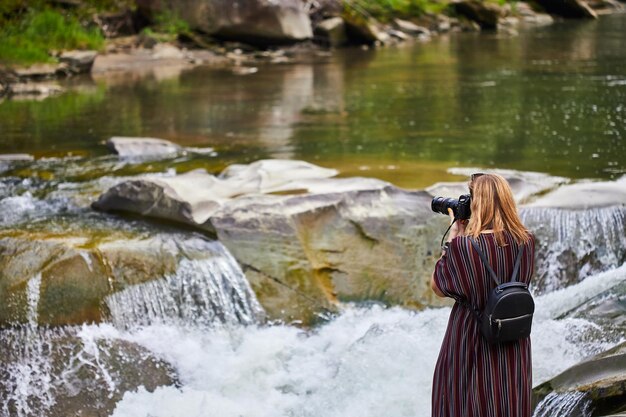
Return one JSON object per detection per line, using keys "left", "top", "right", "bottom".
{"left": 432, "top": 231, "right": 535, "bottom": 417}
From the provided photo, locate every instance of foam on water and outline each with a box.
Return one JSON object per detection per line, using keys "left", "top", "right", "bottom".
{"left": 105, "top": 265, "right": 624, "bottom": 417}
{"left": 532, "top": 391, "right": 592, "bottom": 417}
{"left": 521, "top": 205, "right": 626, "bottom": 292}
{"left": 105, "top": 248, "right": 264, "bottom": 329}
{"left": 1, "top": 274, "right": 55, "bottom": 417}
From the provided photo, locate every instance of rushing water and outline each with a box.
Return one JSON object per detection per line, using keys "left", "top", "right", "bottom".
{"left": 1, "top": 15, "right": 626, "bottom": 188}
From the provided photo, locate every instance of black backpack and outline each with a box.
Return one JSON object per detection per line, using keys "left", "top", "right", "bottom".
{"left": 465, "top": 238, "right": 535, "bottom": 344}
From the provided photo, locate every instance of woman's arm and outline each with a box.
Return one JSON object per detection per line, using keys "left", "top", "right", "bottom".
{"left": 431, "top": 208, "right": 467, "bottom": 298}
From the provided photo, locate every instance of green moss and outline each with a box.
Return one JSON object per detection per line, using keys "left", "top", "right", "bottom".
{"left": 345, "top": 0, "right": 515, "bottom": 21}
{"left": 0, "top": 8, "right": 104, "bottom": 65}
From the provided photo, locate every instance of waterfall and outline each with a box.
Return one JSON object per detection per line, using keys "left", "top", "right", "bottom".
{"left": 0, "top": 274, "right": 55, "bottom": 417}
{"left": 532, "top": 391, "right": 593, "bottom": 417}
{"left": 105, "top": 241, "right": 264, "bottom": 329}
{"left": 521, "top": 205, "right": 626, "bottom": 293}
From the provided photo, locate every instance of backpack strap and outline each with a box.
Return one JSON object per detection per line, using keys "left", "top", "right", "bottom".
{"left": 510, "top": 244, "right": 526, "bottom": 282}
{"left": 470, "top": 237, "right": 526, "bottom": 284}
{"left": 469, "top": 238, "right": 500, "bottom": 286}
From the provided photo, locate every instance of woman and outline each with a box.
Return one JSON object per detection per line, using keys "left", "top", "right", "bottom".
{"left": 430, "top": 173, "right": 535, "bottom": 417}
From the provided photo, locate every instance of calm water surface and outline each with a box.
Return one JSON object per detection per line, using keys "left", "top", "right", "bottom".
{"left": 1, "top": 14, "right": 625, "bottom": 188}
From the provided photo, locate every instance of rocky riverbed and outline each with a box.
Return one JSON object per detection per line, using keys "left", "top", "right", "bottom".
{"left": 2, "top": 0, "right": 624, "bottom": 99}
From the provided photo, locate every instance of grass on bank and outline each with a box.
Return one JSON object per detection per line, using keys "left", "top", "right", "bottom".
{"left": 345, "top": 0, "right": 517, "bottom": 21}
{"left": 0, "top": 8, "right": 104, "bottom": 65}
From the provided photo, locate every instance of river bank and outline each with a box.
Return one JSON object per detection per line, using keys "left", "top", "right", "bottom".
{"left": 1, "top": 0, "right": 624, "bottom": 98}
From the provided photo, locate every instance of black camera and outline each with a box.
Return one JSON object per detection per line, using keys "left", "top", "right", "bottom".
{"left": 431, "top": 194, "right": 472, "bottom": 220}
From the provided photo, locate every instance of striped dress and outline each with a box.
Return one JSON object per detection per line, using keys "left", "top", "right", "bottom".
{"left": 432, "top": 231, "right": 535, "bottom": 417}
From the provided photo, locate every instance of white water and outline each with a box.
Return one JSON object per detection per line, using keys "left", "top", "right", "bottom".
{"left": 105, "top": 254, "right": 264, "bottom": 329}
{"left": 1, "top": 274, "right": 55, "bottom": 417}
{"left": 102, "top": 264, "right": 625, "bottom": 417}
{"left": 521, "top": 205, "right": 626, "bottom": 292}
{"left": 532, "top": 391, "right": 592, "bottom": 417}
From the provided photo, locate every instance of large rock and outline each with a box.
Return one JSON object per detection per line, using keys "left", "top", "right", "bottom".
{"left": 92, "top": 160, "right": 342, "bottom": 231}
{"left": 314, "top": 17, "right": 348, "bottom": 47}
{"left": 137, "top": 0, "right": 313, "bottom": 45}
{"left": 526, "top": 177, "right": 626, "bottom": 209}
{"left": 342, "top": 12, "right": 390, "bottom": 44}
{"left": 533, "top": 342, "right": 626, "bottom": 416}
{"left": 452, "top": 0, "right": 503, "bottom": 29}
{"left": 58, "top": 50, "right": 98, "bottom": 74}
{"left": 211, "top": 187, "right": 447, "bottom": 322}
{"left": 534, "top": 0, "right": 598, "bottom": 18}
{"left": 106, "top": 136, "right": 182, "bottom": 158}
{"left": 92, "top": 160, "right": 449, "bottom": 322}
{"left": 0, "top": 326, "right": 176, "bottom": 417}
{"left": 0, "top": 232, "right": 178, "bottom": 326}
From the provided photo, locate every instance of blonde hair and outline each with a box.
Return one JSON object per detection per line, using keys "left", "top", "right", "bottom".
{"left": 466, "top": 173, "right": 531, "bottom": 246}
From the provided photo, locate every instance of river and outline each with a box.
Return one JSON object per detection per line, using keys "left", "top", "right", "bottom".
{"left": 0, "top": 12, "right": 625, "bottom": 417}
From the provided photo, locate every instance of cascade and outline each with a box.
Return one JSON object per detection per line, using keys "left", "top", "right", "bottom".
{"left": 532, "top": 391, "right": 593, "bottom": 417}
{"left": 105, "top": 241, "right": 264, "bottom": 329}
{"left": 520, "top": 205, "right": 626, "bottom": 293}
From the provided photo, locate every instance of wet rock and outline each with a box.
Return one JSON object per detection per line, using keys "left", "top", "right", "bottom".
{"left": 586, "top": 0, "right": 624, "bottom": 13}
{"left": 526, "top": 177, "right": 626, "bottom": 209}
{"left": 426, "top": 168, "right": 568, "bottom": 204}
{"left": 534, "top": 0, "right": 598, "bottom": 18}
{"left": 314, "top": 17, "right": 348, "bottom": 47}
{"left": 0, "top": 232, "right": 180, "bottom": 326}
{"left": 151, "top": 43, "right": 185, "bottom": 60}
{"left": 8, "top": 82, "right": 64, "bottom": 97}
{"left": 93, "top": 160, "right": 342, "bottom": 232}
{"left": 106, "top": 136, "right": 182, "bottom": 158}
{"left": 211, "top": 187, "right": 447, "bottom": 323}
{"left": 0, "top": 326, "right": 177, "bottom": 417}
{"left": 533, "top": 341, "right": 626, "bottom": 416}
{"left": 137, "top": 0, "right": 313, "bottom": 45}
{"left": 343, "top": 13, "right": 390, "bottom": 45}
{"left": 392, "top": 18, "right": 431, "bottom": 36}
{"left": 14, "top": 64, "right": 64, "bottom": 81}
{"left": 516, "top": 2, "right": 555, "bottom": 26}
{"left": 452, "top": 0, "right": 503, "bottom": 30}
{"left": 58, "top": 50, "right": 98, "bottom": 74}
{"left": 0, "top": 154, "right": 34, "bottom": 161}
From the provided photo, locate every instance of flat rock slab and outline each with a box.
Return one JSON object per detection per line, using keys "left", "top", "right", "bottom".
{"left": 106, "top": 136, "right": 182, "bottom": 157}
{"left": 527, "top": 177, "right": 626, "bottom": 209}
{"left": 0, "top": 154, "right": 34, "bottom": 161}
{"left": 93, "top": 159, "right": 345, "bottom": 228}
{"left": 427, "top": 167, "right": 569, "bottom": 204}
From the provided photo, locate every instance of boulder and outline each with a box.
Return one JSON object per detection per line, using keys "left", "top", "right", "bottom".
{"left": 533, "top": 342, "right": 626, "bottom": 416}
{"left": 106, "top": 136, "right": 182, "bottom": 158}
{"left": 8, "top": 82, "right": 64, "bottom": 97}
{"left": 534, "top": 0, "right": 598, "bottom": 18}
{"left": 0, "top": 326, "right": 176, "bottom": 417}
{"left": 92, "top": 160, "right": 450, "bottom": 322}
{"left": 92, "top": 160, "right": 342, "bottom": 231}
{"left": 451, "top": 0, "right": 503, "bottom": 30}
{"left": 343, "top": 13, "right": 390, "bottom": 45}
{"left": 14, "top": 64, "right": 64, "bottom": 81}
{"left": 516, "top": 2, "right": 554, "bottom": 26}
{"left": 58, "top": 50, "right": 98, "bottom": 74}
{"left": 0, "top": 232, "right": 179, "bottom": 326}
{"left": 211, "top": 187, "right": 448, "bottom": 322}
{"left": 136, "top": 0, "right": 313, "bottom": 45}
{"left": 392, "top": 18, "right": 431, "bottom": 36}
{"left": 314, "top": 17, "right": 348, "bottom": 47}
{"left": 586, "top": 0, "right": 624, "bottom": 13}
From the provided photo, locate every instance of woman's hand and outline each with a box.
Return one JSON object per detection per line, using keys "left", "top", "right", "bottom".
{"left": 447, "top": 208, "right": 468, "bottom": 240}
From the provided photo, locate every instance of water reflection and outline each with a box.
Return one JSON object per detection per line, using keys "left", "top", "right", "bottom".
{"left": 0, "top": 14, "right": 624, "bottom": 187}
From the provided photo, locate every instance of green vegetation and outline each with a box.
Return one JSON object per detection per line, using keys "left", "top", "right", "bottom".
{"left": 345, "top": 0, "right": 449, "bottom": 20}
{"left": 0, "top": 8, "right": 104, "bottom": 65}
{"left": 345, "top": 0, "right": 516, "bottom": 21}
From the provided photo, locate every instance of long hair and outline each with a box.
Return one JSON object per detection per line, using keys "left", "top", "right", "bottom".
{"left": 466, "top": 173, "right": 531, "bottom": 246}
